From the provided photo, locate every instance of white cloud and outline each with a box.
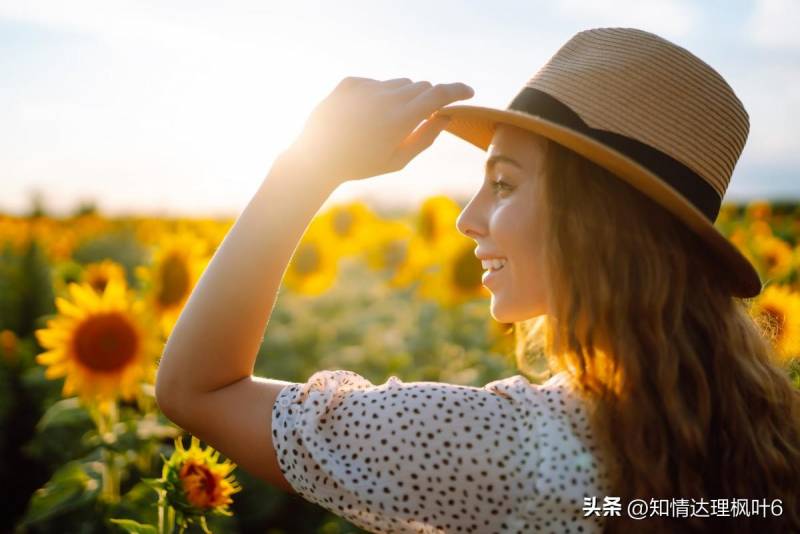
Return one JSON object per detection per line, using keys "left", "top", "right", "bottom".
{"left": 749, "top": 0, "right": 800, "bottom": 50}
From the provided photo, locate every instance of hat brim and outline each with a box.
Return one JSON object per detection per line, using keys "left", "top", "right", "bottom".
{"left": 431, "top": 104, "right": 762, "bottom": 298}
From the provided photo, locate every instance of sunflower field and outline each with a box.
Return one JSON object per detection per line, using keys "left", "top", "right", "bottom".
{"left": 1, "top": 197, "right": 799, "bottom": 533}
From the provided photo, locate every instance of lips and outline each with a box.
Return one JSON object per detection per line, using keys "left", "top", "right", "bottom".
{"left": 482, "top": 263, "right": 505, "bottom": 286}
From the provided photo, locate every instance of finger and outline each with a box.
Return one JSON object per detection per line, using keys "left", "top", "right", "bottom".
{"left": 336, "top": 76, "right": 379, "bottom": 91}
{"left": 404, "top": 83, "right": 474, "bottom": 125}
{"left": 391, "top": 115, "right": 451, "bottom": 170}
{"left": 381, "top": 77, "right": 413, "bottom": 89}
{"left": 386, "top": 80, "right": 433, "bottom": 102}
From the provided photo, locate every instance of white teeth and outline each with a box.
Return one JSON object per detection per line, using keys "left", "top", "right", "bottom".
{"left": 481, "top": 259, "right": 507, "bottom": 270}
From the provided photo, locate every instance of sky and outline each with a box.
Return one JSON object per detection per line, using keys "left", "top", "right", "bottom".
{"left": 2, "top": 0, "right": 799, "bottom": 218}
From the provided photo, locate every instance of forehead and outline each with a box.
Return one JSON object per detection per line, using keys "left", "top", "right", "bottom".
{"left": 487, "top": 123, "right": 547, "bottom": 170}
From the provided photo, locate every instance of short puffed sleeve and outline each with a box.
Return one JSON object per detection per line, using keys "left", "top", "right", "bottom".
{"left": 270, "top": 370, "right": 539, "bottom": 533}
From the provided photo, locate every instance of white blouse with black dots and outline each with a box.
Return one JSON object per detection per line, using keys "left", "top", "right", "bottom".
{"left": 271, "top": 369, "right": 614, "bottom": 533}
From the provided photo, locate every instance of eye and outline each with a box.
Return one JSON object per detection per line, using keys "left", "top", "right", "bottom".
{"left": 490, "top": 177, "right": 513, "bottom": 195}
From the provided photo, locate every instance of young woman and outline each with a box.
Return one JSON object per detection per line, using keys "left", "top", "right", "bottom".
{"left": 155, "top": 28, "right": 800, "bottom": 533}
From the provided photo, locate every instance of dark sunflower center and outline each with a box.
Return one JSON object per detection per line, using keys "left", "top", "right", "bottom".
{"left": 419, "top": 211, "right": 437, "bottom": 243}
{"left": 181, "top": 462, "right": 218, "bottom": 502}
{"left": 293, "top": 243, "right": 321, "bottom": 275}
{"left": 72, "top": 313, "right": 139, "bottom": 372}
{"left": 333, "top": 211, "right": 354, "bottom": 238}
{"left": 452, "top": 248, "right": 483, "bottom": 291}
{"left": 89, "top": 276, "right": 109, "bottom": 294}
{"left": 158, "top": 254, "right": 190, "bottom": 307}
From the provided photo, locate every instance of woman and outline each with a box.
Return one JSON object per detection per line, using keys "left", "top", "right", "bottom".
{"left": 155, "top": 28, "right": 800, "bottom": 533}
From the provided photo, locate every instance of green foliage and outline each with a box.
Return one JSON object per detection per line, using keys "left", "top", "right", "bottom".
{"left": 108, "top": 518, "right": 157, "bottom": 534}
{"left": 18, "top": 459, "right": 101, "bottom": 528}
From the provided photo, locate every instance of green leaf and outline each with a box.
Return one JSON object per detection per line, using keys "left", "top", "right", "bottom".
{"left": 108, "top": 518, "right": 158, "bottom": 534}
{"left": 19, "top": 460, "right": 100, "bottom": 526}
{"left": 36, "top": 396, "right": 91, "bottom": 430}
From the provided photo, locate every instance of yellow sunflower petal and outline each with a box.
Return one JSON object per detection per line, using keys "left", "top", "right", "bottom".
{"left": 44, "top": 361, "right": 70, "bottom": 379}
{"left": 55, "top": 297, "right": 87, "bottom": 319}
{"left": 68, "top": 283, "right": 99, "bottom": 311}
{"left": 35, "top": 328, "right": 71, "bottom": 348}
{"left": 36, "top": 350, "right": 65, "bottom": 365}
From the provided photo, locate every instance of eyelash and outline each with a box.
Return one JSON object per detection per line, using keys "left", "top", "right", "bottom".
{"left": 490, "top": 177, "right": 512, "bottom": 195}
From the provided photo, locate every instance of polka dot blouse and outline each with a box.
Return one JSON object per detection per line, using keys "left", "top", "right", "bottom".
{"left": 271, "top": 369, "right": 614, "bottom": 533}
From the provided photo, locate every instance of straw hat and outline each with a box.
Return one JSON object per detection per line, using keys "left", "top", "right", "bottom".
{"left": 431, "top": 27, "right": 762, "bottom": 298}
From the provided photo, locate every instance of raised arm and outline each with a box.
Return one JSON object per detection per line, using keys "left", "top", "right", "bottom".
{"left": 152, "top": 77, "right": 474, "bottom": 489}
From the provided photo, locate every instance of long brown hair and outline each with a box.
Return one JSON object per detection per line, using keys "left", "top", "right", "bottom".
{"left": 513, "top": 136, "right": 800, "bottom": 532}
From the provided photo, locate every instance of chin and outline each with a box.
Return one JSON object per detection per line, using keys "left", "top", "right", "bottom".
{"left": 490, "top": 298, "right": 544, "bottom": 323}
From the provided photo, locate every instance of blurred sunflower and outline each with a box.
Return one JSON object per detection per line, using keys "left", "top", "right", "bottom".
{"left": 0, "top": 329, "right": 18, "bottom": 366}
{"left": 136, "top": 230, "right": 210, "bottom": 338}
{"left": 745, "top": 200, "right": 771, "bottom": 221}
{"left": 83, "top": 259, "right": 128, "bottom": 295}
{"left": 0, "top": 215, "right": 32, "bottom": 253}
{"left": 361, "top": 220, "right": 433, "bottom": 289}
{"left": 715, "top": 202, "right": 739, "bottom": 225}
{"left": 749, "top": 284, "right": 800, "bottom": 365}
{"left": 418, "top": 236, "right": 488, "bottom": 307}
{"left": 158, "top": 435, "right": 241, "bottom": 522}
{"left": 34, "top": 279, "right": 162, "bottom": 409}
{"left": 28, "top": 217, "right": 77, "bottom": 261}
{"left": 283, "top": 224, "right": 339, "bottom": 295}
{"left": 749, "top": 219, "right": 773, "bottom": 238}
{"left": 751, "top": 235, "right": 794, "bottom": 282}
{"left": 133, "top": 217, "right": 173, "bottom": 248}
{"left": 176, "top": 218, "right": 231, "bottom": 256}
{"left": 317, "top": 201, "right": 380, "bottom": 257}
{"left": 414, "top": 195, "right": 462, "bottom": 258}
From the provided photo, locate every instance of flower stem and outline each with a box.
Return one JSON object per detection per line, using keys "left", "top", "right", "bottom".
{"left": 158, "top": 489, "right": 166, "bottom": 534}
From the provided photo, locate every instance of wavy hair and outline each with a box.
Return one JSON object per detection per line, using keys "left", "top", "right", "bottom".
{"left": 513, "top": 136, "right": 800, "bottom": 532}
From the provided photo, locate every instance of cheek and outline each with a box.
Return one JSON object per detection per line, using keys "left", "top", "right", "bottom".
{"left": 490, "top": 201, "right": 537, "bottom": 256}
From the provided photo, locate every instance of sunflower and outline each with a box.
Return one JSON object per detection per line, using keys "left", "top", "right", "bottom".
{"left": 176, "top": 218, "right": 231, "bottom": 256}
{"left": 362, "top": 219, "right": 413, "bottom": 273}
{"left": 34, "top": 279, "right": 162, "bottom": 409}
{"left": 414, "top": 195, "right": 462, "bottom": 256}
{"left": 83, "top": 259, "right": 128, "bottom": 295}
{"left": 0, "top": 215, "right": 32, "bottom": 254}
{"left": 317, "top": 202, "right": 380, "bottom": 257}
{"left": 745, "top": 200, "right": 771, "bottom": 221}
{"left": 361, "top": 220, "right": 433, "bottom": 289}
{"left": 715, "top": 202, "right": 739, "bottom": 225}
{"left": 282, "top": 223, "right": 339, "bottom": 295}
{"left": 749, "top": 284, "right": 800, "bottom": 365}
{"left": 749, "top": 219, "right": 773, "bottom": 238}
{"left": 157, "top": 435, "right": 241, "bottom": 521}
{"left": 28, "top": 216, "right": 78, "bottom": 262}
{"left": 136, "top": 230, "right": 210, "bottom": 338}
{"left": 0, "top": 329, "right": 18, "bottom": 366}
{"left": 751, "top": 234, "right": 794, "bottom": 282}
{"left": 418, "top": 235, "right": 488, "bottom": 307}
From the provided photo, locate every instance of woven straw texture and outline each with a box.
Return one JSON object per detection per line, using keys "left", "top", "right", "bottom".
{"left": 523, "top": 27, "right": 749, "bottom": 198}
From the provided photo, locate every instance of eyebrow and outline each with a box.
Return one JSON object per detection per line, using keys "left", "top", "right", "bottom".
{"left": 485, "top": 154, "right": 523, "bottom": 175}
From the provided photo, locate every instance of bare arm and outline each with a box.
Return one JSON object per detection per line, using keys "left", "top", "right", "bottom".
{"left": 151, "top": 77, "right": 473, "bottom": 491}
{"left": 154, "top": 77, "right": 473, "bottom": 404}
{"left": 154, "top": 152, "right": 338, "bottom": 404}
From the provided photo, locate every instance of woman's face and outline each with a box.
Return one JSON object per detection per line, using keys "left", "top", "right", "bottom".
{"left": 456, "top": 123, "right": 549, "bottom": 323}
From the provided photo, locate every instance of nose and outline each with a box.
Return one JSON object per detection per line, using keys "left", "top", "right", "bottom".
{"left": 456, "top": 195, "right": 486, "bottom": 240}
